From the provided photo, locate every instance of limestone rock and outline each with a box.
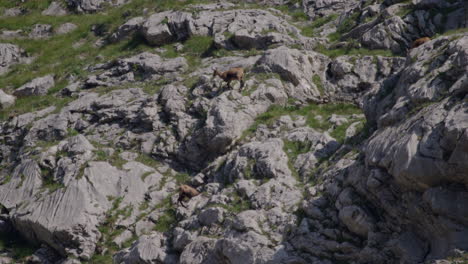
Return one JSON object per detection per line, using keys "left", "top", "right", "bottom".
{"left": 338, "top": 205, "right": 375, "bottom": 237}
{"left": 28, "top": 24, "right": 53, "bottom": 39}
{"left": 0, "top": 89, "right": 15, "bottom": 109}
{"left": 14, "top": 75, "right": 55, "bottom": 96}
{"left": 42, "top": 1, "right": 68, "bottom": 16}
{"left": 56, "top": 23, "right": 77, "bottom": 35}
{"left": 0, "top": 43, "right": 26, "bottom": 75}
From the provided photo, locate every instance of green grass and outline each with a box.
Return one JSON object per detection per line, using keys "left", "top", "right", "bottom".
{"left": 301, "top": 14, "right": 338, "bottom": 37}
{"left": 209, "top": 192, "right": 252, "bottom": 213}
{"left": 327, "top": 11, "right": 360, "bottom": 42}
{"left": 153, "top": 208, "right": 177, "bottom": 232}
{"left": 312, "top": 75, "right": 324, "bottom": 95}
{"left": 40, "top": 167, "right": 65, "bottom": 192}
{"left": 241, "top": 103, "right": 363, "bottom": 141}
{"left": 0, "top": 0, "right": 216, "bottom": 121}
{"left": 94, "top": 148, "right": 127, "bottom": 169}
{"left": 0, "top": 231, "right": 38, "bottom": 261}
{"left": 0, "top": 95, "right": 73, "bottom": 121}
{"left": 135, "top": 153, "right": 160, "bottom": 168}
{"left": 441, "top": 27, "right": 468, "bottom": 36}
{"left": 183, "top": 35, "right": 214, "bottom": 56}
{"left": 315, "top": 44, "right": 396, "bottom": 58}
{"left": 89, "top": 196, "right": 137, "bottom": 264}
{"left": 396, "top": 2, "right": 414, "bottom": 17}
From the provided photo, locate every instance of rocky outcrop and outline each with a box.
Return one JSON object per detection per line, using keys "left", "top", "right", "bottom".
{"left": 14, "top": 75, "right": 55, "bottom": 96}
{"left": 135, "top": 9, "right": 304, "bottom": 50}
{"left": 84, "top": 52, "right": 187, "bottom": 88}
{"left": 0, "top": 89, "right": 15, "bottom": 109}
{"left": 0, "top": 1, "right": 466, "bottom": 264}
{"left": 28, "top": 24, "right": 53, "bottom": 39}
{"left": 255, "top": 46, "right": 330, "bottom": 102}
{"left": 0, "top": 43, "right": 26, "bottom": 75}
{"left": 56, "top": 23, "right": 77, "bottom": 35}
{"left": 42, "top": 1, "right": 68, "bottom": 16}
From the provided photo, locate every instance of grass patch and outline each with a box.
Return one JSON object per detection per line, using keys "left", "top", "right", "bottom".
{"left": 301, "top": 14, "right": 338, "bottom": 37}
{"left": 0, "top": 95, "right": 73, "bottom": 121}
{"left": 94, "top": 148, "right": 127, "bottom": 169}
{"left": 41, "top": 167, "right": 65, "bottom": 192}
{"left": 153, "top": 208, "right": 177, "bottom": 232}
{"left": 241, "top": 103, "right": 363, "bottom": 141}
{"left": 183, "top": 35, "right": 214, "bottom": 56}
{"left": 327, "top": 11, "right": 360, "bottom": 42}
{"left": 312, "top": 74, "right": 324, "bottom": 95}
{"left": 0, "top": 231, "right": 38, "bottom": 261}
{"left": 441, "top": 27, "right": 468, "bottom": 36}
{"left": 209, "top": 192, "right": 252, "bottom": 213}
{"left": 135, "top": 153, "right": 159, "bottom": 168}
{"left": 396, "top": 2, "right": 414, "bottom": 17}
{"left": 315, "top": 44, "right": 396, "bottom": 58}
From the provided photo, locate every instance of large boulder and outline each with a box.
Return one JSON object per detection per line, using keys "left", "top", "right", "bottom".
{"left": 0, "top": 43, "right": 25, "bottom": 75}
{"left": 114, "top": 232, "right": 178, "bottom": 264}
{"left": 109, "top": 16, "right": 145, "bottom": 43}
{"left": 56, "top": 23, "right": 77, "bottom": 35}
{"left": 141, "top": 11, "right": 193, "bottom": 46}
{"left": 84, "top": 52, "right": 187, "bottom": 88}
{"left": 28, "top": 24, "right": 53, "bottom": 39}
{"left": 254, "top": 46, "right": 330, "bottom": 102}
{"left": 14, "top": 75, "right": 55, "bottom": 96}
{"left": 338, "top": 205, "right": 375, "bottom": 237}
{"left": 0, "top": 89, "right": 15, "bottom": 109}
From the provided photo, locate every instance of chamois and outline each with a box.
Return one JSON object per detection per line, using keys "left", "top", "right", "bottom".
{"left": 177, "top": 184, "right": 200, "bottom": 208}
{"left": 411, "top": 37, "right": 431, "bottom": 49}
{"left": 213, "top": 67, "right": 245, "bottom": 90}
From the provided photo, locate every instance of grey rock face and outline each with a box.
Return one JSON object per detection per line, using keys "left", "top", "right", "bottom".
{"left": 109, "top": 16, "right": 145, "bottom": 43}
{"left": 114, "top": 232, "right": 177, "bottom": 264}
{"left": 325, "top": 55, "right": 405, "bottom": 103}
{"left": 14, "top": 75, "right": 55, "bottom": 96}
{"left": 222, "top": 138, "right": 293, "bottom": 182}
{"left": 0, "top": 30, "right": 24, "bottom": 39}
{"left": 198, "top": 207, "right": 225, "bottom": 226}
{"left": 141, "top": 11, "right": 193, "bottom": 46}
{"left": 85, "top": 52, "right": 187, "bottom": 88}
{"left": 177, "top": 91, "right": 270, "bottom": 168}
{"left": 140, "top": 9, "right": 301, "bottom": 49}
{"left": 255, "top": 46, "right": 330, "bottom": 102}
{"left": 179, "top": 237, "right": 219, "bottom": 264}
{"left": 0, "top": 43, "right": 26, "bottom": 75}
{"left": 338, "top": 205, "right": 375, "bottom": 237}
{"left": 42, "top": 1, "right": 68, "bottom": 16}
{"left": 0, "top": 89, "right": 15, "bottom": 109}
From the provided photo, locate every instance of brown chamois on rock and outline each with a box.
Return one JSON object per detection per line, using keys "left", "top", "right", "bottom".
{"left": 213, "top": 67, "right": 245, "bottom": 90}
{"left": 177, "top": 184, "right": 200, "bottom": 208}
{"left": 411, "top": 37, "right": 431, "bottom": 49}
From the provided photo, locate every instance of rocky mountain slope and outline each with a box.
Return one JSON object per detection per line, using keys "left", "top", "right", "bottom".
{"left": 0, "top": 0, "right": 467, "bottom": 263}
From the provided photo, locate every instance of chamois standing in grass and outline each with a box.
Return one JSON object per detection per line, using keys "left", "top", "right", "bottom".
{"left": 177, "top": 184, "right": 200, "bottom": 208}
{"left": 411, "top": 37, "right": 431, "bottom": 49}
{"left": 213, "top": 67, "right": 245, "bottom": 90}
